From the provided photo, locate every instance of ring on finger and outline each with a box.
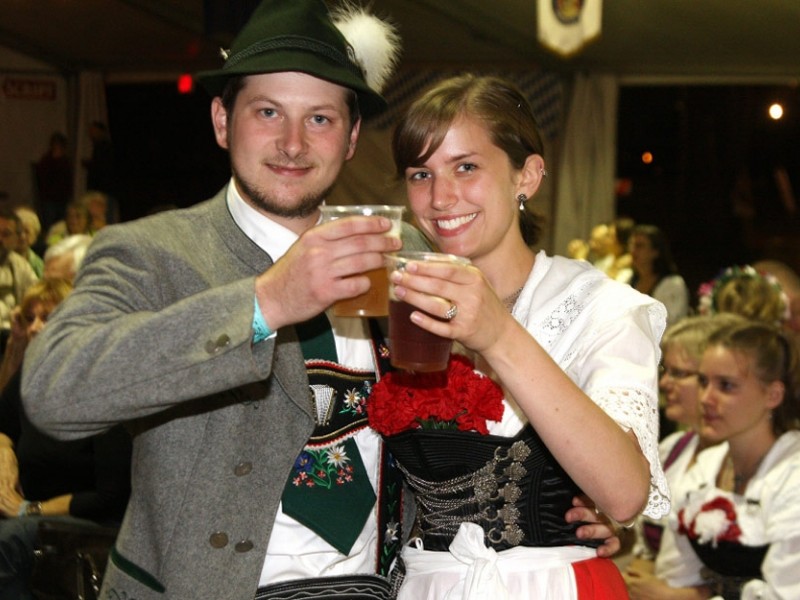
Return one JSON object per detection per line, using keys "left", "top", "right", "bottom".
{"left": 445, "top": 303, "right": 458, "bottom": 320}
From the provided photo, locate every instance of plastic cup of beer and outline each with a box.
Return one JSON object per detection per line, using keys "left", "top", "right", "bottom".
{"left": 319, "top": 205, "right": 405, "bottom": 317}
{"left": 385, "top": 251, "right": 471, "bottom": 372}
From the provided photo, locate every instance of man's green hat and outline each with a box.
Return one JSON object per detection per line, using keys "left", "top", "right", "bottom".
{"left": 196, "top": 0, "right": 400, "bottom": 119}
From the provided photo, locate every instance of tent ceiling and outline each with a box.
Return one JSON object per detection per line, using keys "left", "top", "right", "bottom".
{"left": 1, "top": 0, "right": 799, "bottom": 81}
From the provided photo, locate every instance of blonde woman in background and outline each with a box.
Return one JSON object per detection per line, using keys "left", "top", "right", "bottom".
{"left": 625, "top": 314, "right": 740, "bottom": 599}
{"left": 12, "top": 206, "right": 44, "bottom": 278}
{"left": 669, "top": 319, "right": 800, "bottom": 599}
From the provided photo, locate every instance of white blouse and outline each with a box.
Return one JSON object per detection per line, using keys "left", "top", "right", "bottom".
{"left": 669, "top": 431, "right": 800, "bottom": 599}
{"left": 494, "top": 251, "right": 670, "bottom": 519}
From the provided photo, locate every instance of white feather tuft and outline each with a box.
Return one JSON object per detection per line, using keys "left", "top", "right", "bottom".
{"left": 331, "top": 3, "right": 401, "bottom": 93}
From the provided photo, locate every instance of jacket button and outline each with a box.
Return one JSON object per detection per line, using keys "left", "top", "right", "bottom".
{"left": 234, "top": 462, "right": 252, "bottom": 476}
{"left": 209, "top": 532, "right": 229, "bottom": 548}
{"left": 205, "top": 334, "right": 231, "bottom": 355}
{"left": 234, "top": 540, "right": 254, "bottom": 553}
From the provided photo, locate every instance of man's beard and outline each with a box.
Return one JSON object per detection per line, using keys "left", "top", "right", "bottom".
{"left": 233, "top": 166, "right": 332, "bottom": 219}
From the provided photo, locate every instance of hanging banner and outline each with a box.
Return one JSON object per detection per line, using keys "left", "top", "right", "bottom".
{"left": 537, "top": 0, "right": 602, "bottom": 57}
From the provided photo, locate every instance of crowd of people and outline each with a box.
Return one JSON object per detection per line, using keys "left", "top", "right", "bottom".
{"left": 1, "top": 0, "right": 799, "bottom": 599}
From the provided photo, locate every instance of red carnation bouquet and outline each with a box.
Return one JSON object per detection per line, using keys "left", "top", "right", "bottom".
{"left": 368, "top": 353, "right": 504, "bottom": 436}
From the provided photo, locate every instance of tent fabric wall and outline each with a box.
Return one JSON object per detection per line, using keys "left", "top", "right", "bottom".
{"left": 1, "top": 46, "right": 110, "bottom": 233}
{"left": 553, "top": 73, "right": 619, "bottom": 255}
{"left": 0, "top": 46, "right": 68, "bottom": 211}
{"left": 73, "top": 71, "right": 110, "bottom": 199}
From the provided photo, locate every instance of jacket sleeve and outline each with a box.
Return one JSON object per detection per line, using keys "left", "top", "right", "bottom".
{"left": 21, "top": 220, "right": 275, "bottom": 440}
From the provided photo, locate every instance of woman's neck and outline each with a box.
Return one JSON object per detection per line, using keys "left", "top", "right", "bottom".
{"left": 474, "top": 242, "right": 536, "bottom": 302}
{"left": 725, "top": 430, "right": 777, "bottom": 493}
{"left": 634, "top": 270, "right": 659, "bottom": 293}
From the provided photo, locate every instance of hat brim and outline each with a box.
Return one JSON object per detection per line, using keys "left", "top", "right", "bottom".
{"left": 196, "top": 50, "right": 387, "bottom": 119}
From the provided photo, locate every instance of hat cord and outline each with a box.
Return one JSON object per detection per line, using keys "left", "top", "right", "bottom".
{"left": 223, "top": 35, "right": 364, "bottom": 81}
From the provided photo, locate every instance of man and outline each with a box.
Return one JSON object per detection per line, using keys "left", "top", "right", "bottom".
{"left": 0, "top": 208, "right": 38, "bottom": 334}
{"left": 22, "top": 1, "right": 615, "bottom": 598}
{"left": 83, "top": 121, "right": 117, "bottom": 199}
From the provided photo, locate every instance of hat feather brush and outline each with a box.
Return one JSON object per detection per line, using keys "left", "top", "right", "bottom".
{"left": 331, "top": 3, "right": 402, "bottom": 93}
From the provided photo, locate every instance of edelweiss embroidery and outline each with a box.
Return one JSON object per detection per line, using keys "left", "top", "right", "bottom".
{"left": 339, "top": 381, "right": 371, "bottom": 417}
{"left": 291, "top": 445, "right": 356, "bottom": 489}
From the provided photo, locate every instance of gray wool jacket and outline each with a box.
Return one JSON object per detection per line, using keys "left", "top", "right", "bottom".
{"left": 21, "top": 187, "right": 428, "bottom": 599}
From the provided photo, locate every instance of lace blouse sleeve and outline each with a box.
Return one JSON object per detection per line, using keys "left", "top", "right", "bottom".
{"left": 571, "top": 302, "right": 670, "bottom": 519}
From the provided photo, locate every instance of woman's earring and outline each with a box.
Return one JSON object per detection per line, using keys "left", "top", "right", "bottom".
{"left": 541, "top": 168, "right": 548, "bottom": 177}
{"left": 517, "top": 193, "right": 528, "bottom": 211}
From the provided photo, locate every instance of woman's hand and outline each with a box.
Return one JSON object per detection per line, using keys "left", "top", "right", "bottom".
{"left": 0, "top": 480, "right": 25, "bottom": 518}
{"left": 0, "top": 441, "right": 20, "bottom": 497}
{"left": 388, "top": 259, "right": 515, "bottom": 354}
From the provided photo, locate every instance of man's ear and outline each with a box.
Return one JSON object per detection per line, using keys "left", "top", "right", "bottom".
{"left": 345, "top": 118, "right": 362, "bottom": 160}
{"left": 211, "top": 97, "right": 229, "bottom": 150}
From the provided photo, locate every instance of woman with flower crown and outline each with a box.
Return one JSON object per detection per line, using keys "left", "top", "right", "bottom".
{"left": 372, "top": 74, "right": 670, "bottom": 599}
{"left": 663, "top": 317, "right": 800, "bottom": 600}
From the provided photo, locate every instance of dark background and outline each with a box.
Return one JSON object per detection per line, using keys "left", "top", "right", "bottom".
{"left": 616, "top": 84, "right": 799, "bottom": 301}
{"left": 105, "top": 81, "right": 800, "bottom": 302}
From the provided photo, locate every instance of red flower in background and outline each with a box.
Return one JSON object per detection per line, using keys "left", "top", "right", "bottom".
{"left": 678, "top": 495, "right": 742, "bottom": 546}
{"left": 368, "top": 354, "right": 504, "bottom": 436}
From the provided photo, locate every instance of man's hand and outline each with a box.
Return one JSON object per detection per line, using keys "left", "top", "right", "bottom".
{"left": 566, "top": 495, "right": 622, "bottom": 557}
{"left": 255, "top": 215, "right": 401, "bottom": 329}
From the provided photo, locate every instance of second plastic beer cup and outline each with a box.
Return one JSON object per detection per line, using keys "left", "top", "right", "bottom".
{"left": 385, "top": 251, "right": 470, "bottom": 372}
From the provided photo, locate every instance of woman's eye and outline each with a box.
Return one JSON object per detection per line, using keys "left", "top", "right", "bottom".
{"left": 458, "top": 163, "right": 477, "bottom": 173}
{"left": 260, "top": 108, "right": 276, "bottom": 118}
{"left": 408, "top": 171, "right": 430, "bottom": 181}
{"left": 697, "top": 375, "right": 709, "bottom": 388}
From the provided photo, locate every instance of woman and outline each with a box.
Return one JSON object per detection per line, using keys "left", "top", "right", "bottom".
{"left": 628, "top": 224, "right": 689, "bottom": 326}
{"left": 666, "top": 319, "right": 800, "bottom": 600}
{"left": 380, "top": 74, "right": 669, "bottom": 598}
{"left": 625, "top": 315, "right": 738, "bottom": 599}
{"left": 697, "top": 264, "right": 790, "bottom": 327}
{"left": 45, "top": 197, "right": 91, "bottom": 247}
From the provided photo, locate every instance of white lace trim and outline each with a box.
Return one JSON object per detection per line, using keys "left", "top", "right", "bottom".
{"left": 593, "top": 385, "right": 671, "bottom": 519}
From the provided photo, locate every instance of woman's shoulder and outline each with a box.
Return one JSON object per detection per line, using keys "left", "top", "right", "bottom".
{"left": 762, "top": 431, "right": 800, "bottom": 478}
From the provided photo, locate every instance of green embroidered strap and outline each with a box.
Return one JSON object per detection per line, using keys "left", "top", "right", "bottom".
{"left": 282, "top": 436, "right": 376, "bottom": 554}
{"left": 281, "top": 313, "right": 376, "bottom": 555}
{"left": 296, "top": 312, "right": 338, "bottom": 363}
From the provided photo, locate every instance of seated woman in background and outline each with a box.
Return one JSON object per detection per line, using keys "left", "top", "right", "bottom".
{"left": 667, "top": 318, "right": 800, "bottom": 599}
{"left": 0, "top": 279, "right": 132, "bottom": 600}
{"left": 624, "top": 314, "right": 739, "bottom": 599}
{"left": 628, "top": 224, "right": 689, "bottom": 326}
{"left": 45, "top": 197, "right": 91, "bottom": 247}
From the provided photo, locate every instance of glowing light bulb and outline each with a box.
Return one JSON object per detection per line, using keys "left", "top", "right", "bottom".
{"left": 768, "top": 103, "right": 784, "bottom": 120}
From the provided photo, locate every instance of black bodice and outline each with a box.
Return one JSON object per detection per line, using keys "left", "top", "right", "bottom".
{"left": 384, "top": 425, "right": 599, "bottom": 552}
{"left": 689, "top": 538, "right": 768, "bottom": 600}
